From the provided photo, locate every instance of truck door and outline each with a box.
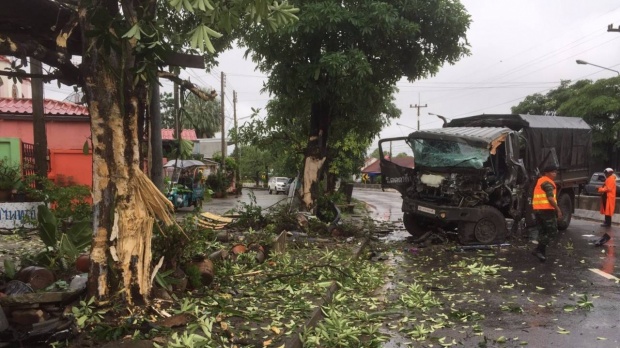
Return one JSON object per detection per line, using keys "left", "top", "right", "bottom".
{"left": 378, "top": 137, "right": 416, "bottom": 196}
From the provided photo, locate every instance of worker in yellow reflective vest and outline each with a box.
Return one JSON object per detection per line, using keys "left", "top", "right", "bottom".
{"left": 531, "top": 165, "right": 563, "bottom": 262}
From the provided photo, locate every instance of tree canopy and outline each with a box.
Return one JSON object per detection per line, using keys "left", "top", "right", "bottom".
{"left": 161, "top": 90, "right": 222, "bottom": 138}
{"left": 511, "top": 76, "right": 620, "bottom": 167}
{"left": 239, "top": 0, "right": 471, "bottom": 207}
{"left": 0, "top": 0, "right": 299, "bottom": 305}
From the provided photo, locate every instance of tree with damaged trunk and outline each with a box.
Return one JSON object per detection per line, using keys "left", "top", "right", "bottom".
{"left": 239, "top": 0, "right": 471, "bottom": 210}
{"left": 0, "top": 0, "right": 298, "bottom": 305}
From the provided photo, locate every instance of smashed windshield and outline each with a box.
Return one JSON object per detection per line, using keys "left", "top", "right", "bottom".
{"left": 409, "top": 138, "right": 489, "bottom": 169}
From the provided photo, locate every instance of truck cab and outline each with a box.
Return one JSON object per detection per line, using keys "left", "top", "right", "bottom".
{"left": 379, "top": 114, "right": 591, "bottom": 245}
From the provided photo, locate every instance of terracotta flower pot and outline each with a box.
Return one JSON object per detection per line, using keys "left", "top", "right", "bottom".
{"left": 75, "top": 253, "right": 90, "bottom": 273}
{"left": 190, "top": 258, "right": 214, "bottom": 285}
{"left": 229, "top": 244, "right": 247, "bottom": 261}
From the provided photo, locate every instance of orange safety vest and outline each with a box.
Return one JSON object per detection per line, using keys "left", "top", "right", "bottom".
{"left": 532, "top": 176, "right": 556, "bottom": 210}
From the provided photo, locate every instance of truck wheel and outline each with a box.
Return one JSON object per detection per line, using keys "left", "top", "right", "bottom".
{"left": 459, "top": 206, "right": 506, "bottom": 244}
{"left": 269, "top": 189, "right": 273, "bottom": 194}
{"left": 403, "top": 212, "right": 429, "bottom": 239}
{"left": 557, "top": 193, "right": 572, "bottom": 231}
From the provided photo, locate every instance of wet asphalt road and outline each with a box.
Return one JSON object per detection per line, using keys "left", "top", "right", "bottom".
{"left": 184, "top": 188, "right": 620, "bottom": 347}
{"left": 354, "top": 188, "right": 620, "bottom": 348}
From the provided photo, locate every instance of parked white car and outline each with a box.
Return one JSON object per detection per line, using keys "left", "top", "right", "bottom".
{"left": 268, "top": 177, "right": 289, "bottom": 195}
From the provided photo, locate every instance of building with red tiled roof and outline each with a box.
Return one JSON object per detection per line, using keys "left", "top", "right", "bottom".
{"left": 361, "top": 156, "right": 414, "bottom": 183}
{"left": 0, "top": 98, "right": 90, "bottom": 149}
{"left": 0, "top": 97, "right": 93, "bottom": 186}
{"left": 161, "top": 129, "right": 198, "bottom": 141}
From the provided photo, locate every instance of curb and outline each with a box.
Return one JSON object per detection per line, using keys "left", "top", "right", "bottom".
{"left": 283, "top": 237, "right": 370, "bottom": 348}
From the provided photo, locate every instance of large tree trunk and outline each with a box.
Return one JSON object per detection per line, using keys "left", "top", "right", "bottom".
{"left": 302, "top": 100, "right": 330, "bottom": 210}
{"left": 80, "top": 3, "right": 159, "bottom": 305}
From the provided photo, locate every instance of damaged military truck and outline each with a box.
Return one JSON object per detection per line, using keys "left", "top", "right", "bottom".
{"left": 379, "top": 114, "right": 591, "bottom": 245}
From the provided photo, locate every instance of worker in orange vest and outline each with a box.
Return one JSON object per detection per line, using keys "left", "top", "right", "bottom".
{"left": 531, "top": 165, "right": 563, "bottom": 262}
{"left": 594, "top": 168, "right": 616, "bottom": 246}
{"left": 598, "top": 168, "right": 616, "bottom": 227}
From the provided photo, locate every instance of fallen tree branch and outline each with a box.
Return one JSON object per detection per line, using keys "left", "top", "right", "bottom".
{"left": 158, "top": 71, "right": 218, "bottom": 101}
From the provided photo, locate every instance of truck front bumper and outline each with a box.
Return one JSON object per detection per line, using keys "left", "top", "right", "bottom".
{"left": 403, "top": 198, "right": 488, "bottom": 223}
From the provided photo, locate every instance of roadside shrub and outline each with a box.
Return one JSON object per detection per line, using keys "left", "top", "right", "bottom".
{"left": 151, "top": 214, "right": 222, "bottom": 269}
{"left": 22, "top": 175, "right": 92, "bottom": 222}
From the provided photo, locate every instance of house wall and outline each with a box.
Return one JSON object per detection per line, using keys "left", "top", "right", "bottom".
{"left": 0, "top": 119, "right": 90, "bottom": 149}
{"left": 49, "top": 149, "right": 93, "bottom": 187}
{"left": 0, "top": 137, "right": 21, "bottom": 165}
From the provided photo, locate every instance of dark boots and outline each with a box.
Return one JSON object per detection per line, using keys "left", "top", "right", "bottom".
{"left": 532, "top": 244, "right": 546, "bottom": 262}
{"left": 600, "top": 215, "right": 612, "bottom": 227}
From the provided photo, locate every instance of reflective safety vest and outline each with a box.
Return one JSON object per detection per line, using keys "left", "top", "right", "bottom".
{"left": 532, "top": 176, "right": 556, "bottom": 210}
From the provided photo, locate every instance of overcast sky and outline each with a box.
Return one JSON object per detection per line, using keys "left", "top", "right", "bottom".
{"left": 44, "top": 0, "right": 620, "bottom": 154}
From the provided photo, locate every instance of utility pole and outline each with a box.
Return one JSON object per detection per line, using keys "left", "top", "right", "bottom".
{"left": 220, "top": 72, "right": 226, "bottom": 171}
{"left": 173, "top": 82, "right": 180, "bottom": 141}
{"left": 233, "top": 91, "right": 240, "bottom": 196}
{"left": 606, "top": 23, "right": 620, "bottom": 169}
{"left": 410, "top": 102, "right": 428, "bottom": 131}
{"left": 30, "top": 58, "right": 48, "bottom": 187}
{"left": 150, "top": 81, "right": 164, "bottom": 190}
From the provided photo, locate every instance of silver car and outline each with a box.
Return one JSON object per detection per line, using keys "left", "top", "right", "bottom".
{"left": 582, "top": 172, "right": 620, "bottom": 196}
{"left": 268, "top": 177, "right": 289, "bottom": 195}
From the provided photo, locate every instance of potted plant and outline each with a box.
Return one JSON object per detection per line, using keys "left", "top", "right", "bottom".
{"left": 206, "top": 170, "right": 231, "bottom": 198}
{"left": 0, "top": 158, "right": 21, "bottom": 202}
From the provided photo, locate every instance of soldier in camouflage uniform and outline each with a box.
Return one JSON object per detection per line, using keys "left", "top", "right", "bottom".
{"left": 531, "top": 165, "right": 563, "bottom": 262}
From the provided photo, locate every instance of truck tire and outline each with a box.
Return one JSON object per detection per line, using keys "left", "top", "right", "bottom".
{"left": 403, "top": 212, "right": 430, "bottom": 239}
{"left": 459, "top": 206, "right": 506, "bottom": 245}
{"left": 557, "top": 193, "right": 572, "bottom": 231}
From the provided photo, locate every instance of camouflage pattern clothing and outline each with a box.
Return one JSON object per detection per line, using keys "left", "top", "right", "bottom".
{"left": 535, "top": 210, "right": 557, "bottom": 246}
{"left": 535, "top": 181, "right": 558, "bottom": 247}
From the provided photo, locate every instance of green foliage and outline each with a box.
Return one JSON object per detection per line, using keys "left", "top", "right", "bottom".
{"left": 27, "top": 205, "right": 92, "bottom": 270}
{"left": 511, "top": 76, "right": 620, "bottom": 165}
{"left": 0, "top": 157, "right": 21, "bottom": 191}
{"left": 151, "top": 214, "right": 222, "bottom": 267}
{"left": 22, "top": 175, "right": 92, "bottom": 222}
{"left": 160, "top": 90, "right": 222, "bottom": 138}
{"left": 71, "top": 297, "right": 105, "bottom": 330}
{"left": 234, "top": 144, "right": 297, "bottom": 187}
{"left": 239, "top": 0, "right": 470, "bottom": 200}
{"left": 2, "top": 259, "right": 17, "bottom": 280}
{"left": 205, "top": 170, "right": 231, "bottom": 194}
{"left": 368, "top": 148, "right": 389, "bottom": 159}
{"left": 231, "top": 190, "right": 265, "bottom": 228}
{"left": 154, "top": 269, "right": 181, "bottom": 292}
{"left": 263, "top": 202, "right": 300, "bottom": 234}
{"left": 184, "top": 264, "right": 203, "bottom": 289}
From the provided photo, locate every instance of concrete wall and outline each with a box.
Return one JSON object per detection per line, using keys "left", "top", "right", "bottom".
{"left": 575, "top": 195, "right": 620, "bottom": 214}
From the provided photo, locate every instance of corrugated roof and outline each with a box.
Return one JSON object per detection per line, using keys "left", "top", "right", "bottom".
{"left": 446, "top": 114, "right": 591, "bottom": 130}
{"left": 0, "top": 98, "right": 89, "bottom": 116}
{"left": 413, "top": 127, "right": 511, "bottom": 145}
{"left": 161, "top": 129, "right": 198, "bottom": 141}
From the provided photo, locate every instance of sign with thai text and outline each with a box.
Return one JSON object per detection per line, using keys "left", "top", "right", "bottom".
{"left": 0, "top": 202, "right": 44, "bottom": 229}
